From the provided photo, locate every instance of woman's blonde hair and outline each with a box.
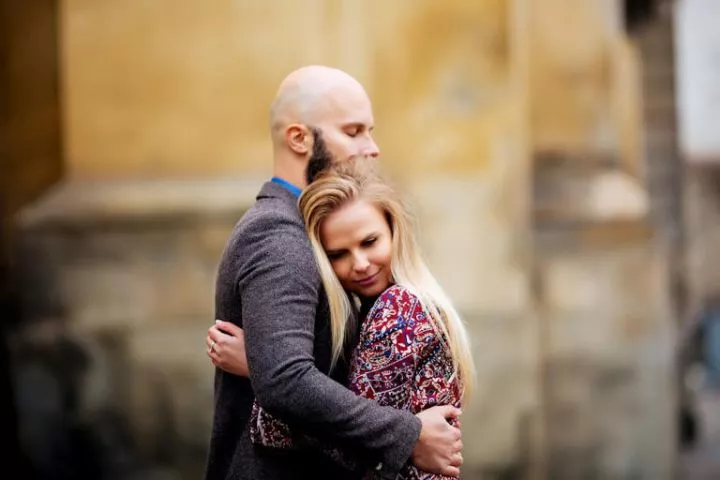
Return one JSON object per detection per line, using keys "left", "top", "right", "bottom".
{"left": 298, "top": 158, "right": 475, "bottom": 400}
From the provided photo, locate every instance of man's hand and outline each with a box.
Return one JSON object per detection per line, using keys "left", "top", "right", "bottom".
{"left": 412, "top": 405, "right": 463, "bottom": 477}
{"left": 207, "top": 320, "right": 249, "bottom": 377}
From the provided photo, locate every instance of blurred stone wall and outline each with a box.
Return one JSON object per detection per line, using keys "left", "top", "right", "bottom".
{"left": 8, "top": 1, "right": 681, "bottom": 479}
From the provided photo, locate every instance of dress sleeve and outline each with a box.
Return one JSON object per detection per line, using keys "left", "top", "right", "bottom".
{"left": 348, "top": 286, "right": 425, "bottom": 411}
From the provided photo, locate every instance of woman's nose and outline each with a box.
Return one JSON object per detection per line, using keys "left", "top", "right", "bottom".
{"left": 352, "top": 254, "right": 370, "bottom": 272}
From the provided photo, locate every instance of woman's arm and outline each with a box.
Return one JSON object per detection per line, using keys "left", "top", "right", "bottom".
{"left": 348, "top": 285, "right": 421, "bottom": 408}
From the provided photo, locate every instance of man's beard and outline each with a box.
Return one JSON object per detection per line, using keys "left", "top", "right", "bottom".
{"left": 305, "top": 128, "right": 334, "bottom": 184}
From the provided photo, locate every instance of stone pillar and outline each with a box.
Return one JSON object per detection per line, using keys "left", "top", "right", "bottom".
{"left": 531, "top": 1, "right": 676, "bottom": 478}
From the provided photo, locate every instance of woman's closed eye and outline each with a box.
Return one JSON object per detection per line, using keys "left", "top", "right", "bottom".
{"left": 361, "top": 237, "right": 376, "bottom": 247}
{"left": 326, "top": 251, "right": 346, "bottom": 261}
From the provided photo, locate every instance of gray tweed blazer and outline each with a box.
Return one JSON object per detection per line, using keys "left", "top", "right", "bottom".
{"left": 204, "top": 181, "right": 421, "bottom": 480}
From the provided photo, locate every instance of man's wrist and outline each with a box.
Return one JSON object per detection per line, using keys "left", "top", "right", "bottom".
{"left": 376, "top": 412, "right": 421, "bottom": 478}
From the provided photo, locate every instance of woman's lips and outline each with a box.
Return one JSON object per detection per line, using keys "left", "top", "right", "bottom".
{"left": 356, "top": 271, "right": 379, "bottom": 287}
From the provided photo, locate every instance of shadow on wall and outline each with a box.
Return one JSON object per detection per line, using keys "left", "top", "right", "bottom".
{"left": 1, "top": 215, "right": 28, "bottom": 475}
{"left": 8, "top": 317, "right": 199, "bottom": 480}
{"left": 5, "top": 240, "right": 199, "bottom": 480}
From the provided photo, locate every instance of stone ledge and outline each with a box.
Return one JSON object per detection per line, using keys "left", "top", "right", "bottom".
{"left": 15, "top": 177, "right": 266, "bottom": 231}
{"left": 534, "top": 220, "right": 655, "bottom": 252}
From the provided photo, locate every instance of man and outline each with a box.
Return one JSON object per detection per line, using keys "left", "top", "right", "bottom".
{"left": 204, "top": 66, "right": 463, "bottom": 480}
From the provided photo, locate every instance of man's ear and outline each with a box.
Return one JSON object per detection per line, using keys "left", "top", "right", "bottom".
{"left": 286, "top": 124, "right": 311, "bottom": 155}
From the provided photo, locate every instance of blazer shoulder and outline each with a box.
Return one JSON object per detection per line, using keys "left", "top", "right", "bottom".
{"left": 238, "top": 199, "right": 304, "bottom": 238}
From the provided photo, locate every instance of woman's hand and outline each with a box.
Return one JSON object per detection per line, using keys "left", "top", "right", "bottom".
{"left": 207, "top": 320, "right": 249, "bottom": 377}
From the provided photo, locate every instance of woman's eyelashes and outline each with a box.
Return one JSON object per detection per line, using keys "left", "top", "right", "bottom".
{"left": 327, "top": 251, "right": 345, "bottom": 261}
{"left": 325, "top": 234, "right": 378, "bottom": 262}
{"left": 361, "top": 236, "right": 377, "bottom": 247}
{"left": 326, "top": 236, "right": 379, "bottom": 261}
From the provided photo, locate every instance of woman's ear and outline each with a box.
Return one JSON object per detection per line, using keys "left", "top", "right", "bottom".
{"left": 286, "top": 124, "right": 310, "bottom": 155}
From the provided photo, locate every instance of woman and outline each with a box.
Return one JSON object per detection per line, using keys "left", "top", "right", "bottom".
{"left": 212, "top": 159, "right": 474, "bottom": 478}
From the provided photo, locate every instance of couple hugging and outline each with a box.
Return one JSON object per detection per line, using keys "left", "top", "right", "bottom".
{"left": 204, "top": 65, "right": 475, "bottom": 480}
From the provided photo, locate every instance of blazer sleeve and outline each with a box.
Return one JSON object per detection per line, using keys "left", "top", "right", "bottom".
{"left": 239, "top": 214, "right": 421, "bottom": 478}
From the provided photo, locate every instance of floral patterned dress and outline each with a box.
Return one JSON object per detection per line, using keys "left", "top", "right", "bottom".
{"left": 250, "top": 284, "right": 462, "bottom": 479}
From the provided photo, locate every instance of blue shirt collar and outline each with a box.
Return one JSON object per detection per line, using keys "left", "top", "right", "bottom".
{"left": 270, "top": 177, "right": 303, "bottom": 198}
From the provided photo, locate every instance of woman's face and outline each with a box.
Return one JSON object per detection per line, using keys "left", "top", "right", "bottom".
{"left": 319, "top": 200, "right": 393, "bottom": 298}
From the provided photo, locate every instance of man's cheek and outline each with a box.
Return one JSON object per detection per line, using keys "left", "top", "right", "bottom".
{"left": 346, "top": 142, "right": 365, "bottom": 157}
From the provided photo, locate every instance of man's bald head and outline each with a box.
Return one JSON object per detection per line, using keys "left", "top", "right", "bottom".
{"left": 269, "top": 65, "right": 367, "bottom": 136}
{"left": 268, "top": 65, "right": 378, "bottom": 188}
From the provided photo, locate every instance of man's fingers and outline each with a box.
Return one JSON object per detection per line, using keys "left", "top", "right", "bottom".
{"left": 449, "top": 451, "right": 463, "bottom": 467}
{"left": 439, "top": 405, "right": 462, "bottom": 420}
{"left": 419, "top": 404, "right": 462, "bottom": 424}
{"left": 429, "top": 404, "right": 462, "bottom": 421}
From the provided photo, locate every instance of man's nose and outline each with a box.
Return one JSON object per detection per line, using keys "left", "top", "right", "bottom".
{"left": 363, "top": 138, "right": 379, "bottom": 158}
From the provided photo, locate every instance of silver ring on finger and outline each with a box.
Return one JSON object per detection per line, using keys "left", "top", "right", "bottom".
{"left": 210, "top": 340, "right": 216, "bottom": 353}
